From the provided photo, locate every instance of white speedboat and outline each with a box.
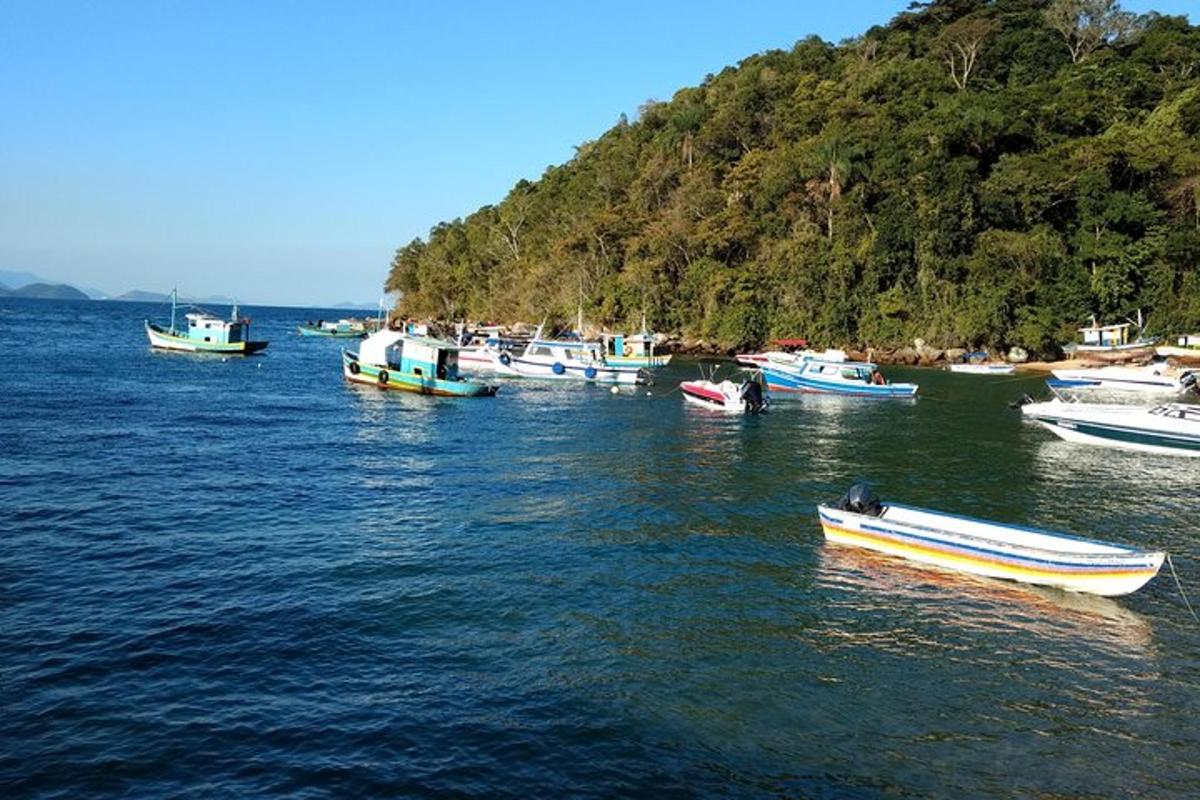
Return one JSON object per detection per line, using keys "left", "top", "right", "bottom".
{"left": 680, "top": 378, "right": 768, "bottom": 413}
{"left": 490, "top": 336, "right": 651, "bottom": 385}
{"left": 1021, "top": 399, "right": 1200, "bottom": 457}
{"left": 818, "top": 484, "right": 1163, "bottom": 597}
{"left": 1048, "top": 363, "right": 1198, "bottom": 400}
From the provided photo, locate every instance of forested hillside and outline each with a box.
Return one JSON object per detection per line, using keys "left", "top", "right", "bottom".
{"left": 386, "top": 0, "right": 1200, "bottom": 355}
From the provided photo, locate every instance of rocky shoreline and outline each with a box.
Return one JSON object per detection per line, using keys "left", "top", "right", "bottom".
{"left": 660, "top": 336, "right": 1199, "bottom": 371}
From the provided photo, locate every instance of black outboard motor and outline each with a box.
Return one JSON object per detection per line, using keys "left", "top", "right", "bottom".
{"left": 637, "top": 368, "right": 655, "bottom": 386}
{"left": 739, "top": 379, "right": 767, "bottom": 413}
{"left": 837, "top": 482, "right": 883, "bottom": 517}
{"left": 1008, "top": 393, "right": 1036, "bottom": 409}
{"left": 1182, "top": 371, "right": 1198, "bottom": 393}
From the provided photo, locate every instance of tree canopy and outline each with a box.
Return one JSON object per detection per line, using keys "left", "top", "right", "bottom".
{"left": 386, "top": 0, "right": 1200, "bottom": 355}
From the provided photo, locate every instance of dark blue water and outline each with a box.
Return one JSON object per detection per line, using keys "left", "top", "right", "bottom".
{"left": 2, "top": 297, "right": 1199, "bottom": 798}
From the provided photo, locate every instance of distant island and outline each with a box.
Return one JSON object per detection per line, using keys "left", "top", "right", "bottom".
{"left": 0, "top": 282, "right": 91, "bottom": 301}
{"left": 385, "top": 1, "right": 1200, "bottom": 358}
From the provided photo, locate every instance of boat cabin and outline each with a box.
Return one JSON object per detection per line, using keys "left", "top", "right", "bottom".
{"left": 360, "top": 330, "right": 463, "bottom": 380}
{"left": 801, "top": 359, "right": 887, "bottom": 385}
{"left": 1079, "top": 322, "right": 1132, "bottom": 348}
{"left": 184, "top": 312, "right": 249, "bottom": 345}
{"left": 606, "top": 332, "right": 655, "bottom": 360}
{"left": 525, "top": 339, "right": 604, "bottom": 363}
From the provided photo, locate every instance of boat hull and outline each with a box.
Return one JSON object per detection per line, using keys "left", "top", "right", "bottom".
{"left": 762, "top": 366, "right": 917, "bottom": 397}
{"left": 146, "top": 323, "right": 268, "bottom": 354}
{"left": 605, "top": 354, "right": 672, "bottom": 368}
{"left": 342, "top": 352, "right": 497, "bottom": 397}
{"left": 679, "top": 380, "right": 764, "bottom": 413}
{"left": 948, "top": 364, "right": 1016, "bottom": 375}
{"left": 1022, "top": 401, "right": 1200, "bottom": 457}
{"left": 817, "top": 505, "right": 1163, "bottom": 597}
{"left": 493, "top": 355, "right": 649, "bottom": 385}
{"left": 299, "top": 326, "right": 364, "bottom": 338}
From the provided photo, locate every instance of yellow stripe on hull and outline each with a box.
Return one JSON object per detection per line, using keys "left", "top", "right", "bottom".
{"left": 821, "top": 523, "right": 1158, "bottom": 596}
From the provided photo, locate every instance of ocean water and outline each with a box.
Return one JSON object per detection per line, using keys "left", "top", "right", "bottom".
{"left": 1, "top": 297, "right": 1198, "bottom": 798}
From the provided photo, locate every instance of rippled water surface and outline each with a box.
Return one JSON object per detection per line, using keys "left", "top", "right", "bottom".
{"left": 2, "top": 298, "right": 1199, "bottom": 798}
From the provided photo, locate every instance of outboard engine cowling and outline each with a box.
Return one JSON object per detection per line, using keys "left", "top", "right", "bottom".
{"left": 838, "top": 482, "right": 883, "bottom": 517}
{"left": 739, "top": 380, "right": 766, "bottom": 413}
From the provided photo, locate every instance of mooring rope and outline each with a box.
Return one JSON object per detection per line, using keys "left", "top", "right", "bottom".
{"left": 1166, "top": 553, "right": 1199, "bottom": 623}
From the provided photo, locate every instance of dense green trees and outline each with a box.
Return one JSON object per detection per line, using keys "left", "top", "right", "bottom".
{"left": 386, "top": 0, "right": 1200, "bottom": 355}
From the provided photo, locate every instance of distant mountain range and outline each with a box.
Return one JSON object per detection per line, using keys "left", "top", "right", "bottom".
{"left": 0, "top": 269, "right": 381, "bottom": 309}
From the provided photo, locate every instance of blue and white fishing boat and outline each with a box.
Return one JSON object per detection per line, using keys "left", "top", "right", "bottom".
{"left": 760, "top": 353, "right": 917, "bottom": 398}
{"left": 145, "top": 290, "right": 268, "bottom": 354}
{"left": 489, "top": 333, "right": 651, "bottom": 385}
{"left": 1021, "top": 399, "right": 1200, "bottom": 456}
{"left": 1047, "top": 363, "right": 1198, "bottom": 401}
{"left": 818, "top": 483, "right": 1164, "bottom": 597}
{"left": 342, "top": 329, "right": 498, "bottom": 397}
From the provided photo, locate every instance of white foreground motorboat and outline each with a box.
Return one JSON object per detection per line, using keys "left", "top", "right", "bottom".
{"left": 818, "top": 484, "right": 1164, "bottom": 596}
{"left": 1022, "top": 399, "right": 1200, "bottom": 457}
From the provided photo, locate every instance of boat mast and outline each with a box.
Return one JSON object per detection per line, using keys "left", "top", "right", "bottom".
{"left": 170, "top": 288, "right": 177, "bottom": 333}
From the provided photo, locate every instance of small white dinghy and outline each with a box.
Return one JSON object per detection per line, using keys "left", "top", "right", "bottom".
{"left": 948, "top": 363, "right": 1016, "bottom": 375}
{"left": 817, "top": 484, "right": 1164, "bottom": 596}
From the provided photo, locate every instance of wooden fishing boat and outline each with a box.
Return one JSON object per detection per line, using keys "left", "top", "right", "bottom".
{"left": 602, "top": 329, "right": 671, "bottom": 369}
{"left": 1021, "top": 399, "right": 1200, "bottom": 456}
{"left": 343, "top": 329, "right": 497, "bottom": 397}
{"left": 1063, "top": 316, "right": 1155, "bottom": 357}
{"left": 817, "top": 484, "right": 1164, "bottom": 596}
{"left": 145, "top": 290, "right": 268, "bottom": 354}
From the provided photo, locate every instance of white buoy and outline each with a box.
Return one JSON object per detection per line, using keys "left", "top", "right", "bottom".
{"left": 610, "top": 386, "right": 619, "bottom": 394}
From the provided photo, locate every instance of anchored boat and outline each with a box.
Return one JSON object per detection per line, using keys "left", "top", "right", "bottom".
{"left": 342, "top": 329, "right": 498, "bottom": 397}
{"left": 680, "top": 374, "right": 768, "bottom": 413}
{"left": 948, "top": 352, "right": 1015, "bottom": 375}
{"left": 145, "top": 290, "right": 268, "bottom": 354}
{"left": 489, "top": 334, "right": 651, "bottom": 385}
{"left": 1047, "top": 363, "right": 1198, "bottom": 401}
{"left": 817, "top": 484, "right": 1163, "bottom": 596}
{"left": 298, "top": 319, "right": 368, "bottom": 338}
{"left": 1021, "top": 399, "right": 1200, "bottom": 456}
{"left": 761, "top": 353, "right": 917, "bottom": 398}
{"left": 602, "top": 329, "right": 671, "bottom": 369}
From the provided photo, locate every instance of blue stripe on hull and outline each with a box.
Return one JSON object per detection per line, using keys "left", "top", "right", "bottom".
{"left": 1042, "top": 418, "right": 1200, "bottom": 452}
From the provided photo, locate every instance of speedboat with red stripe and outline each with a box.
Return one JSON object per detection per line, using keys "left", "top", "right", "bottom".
{"left": 680, "top": 377, "right": 768, "bottom": 413}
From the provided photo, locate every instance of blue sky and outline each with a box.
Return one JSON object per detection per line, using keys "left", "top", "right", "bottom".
{"left": 0, "top": 1, "right": 1193, "bottom": 306}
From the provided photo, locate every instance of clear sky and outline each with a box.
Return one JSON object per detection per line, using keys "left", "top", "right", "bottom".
{"left": 0, "top": 1, "right": 1192, "bottom": 306}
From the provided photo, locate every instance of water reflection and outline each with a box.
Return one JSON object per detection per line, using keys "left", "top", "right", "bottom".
{"left": 814, "top": 543, "right": 1156, "bottom": 660}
